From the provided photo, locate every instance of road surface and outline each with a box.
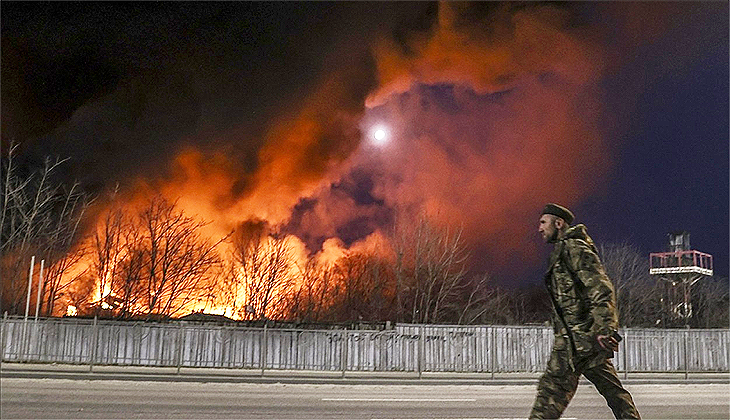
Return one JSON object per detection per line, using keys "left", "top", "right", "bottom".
{"left": 2, "top": 378, "right": 728, "bottom": 419}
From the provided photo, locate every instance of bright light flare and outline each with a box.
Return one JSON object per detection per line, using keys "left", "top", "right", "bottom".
{"left": 374, "top": 129, "right": 386, "bottom": 141}
{"left": 371, "top": 126, "right": 389, "bottom": 145}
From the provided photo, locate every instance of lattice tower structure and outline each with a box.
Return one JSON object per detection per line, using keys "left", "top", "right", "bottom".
{"left": 649, "top": 232, "right": 713, "bottom": 326}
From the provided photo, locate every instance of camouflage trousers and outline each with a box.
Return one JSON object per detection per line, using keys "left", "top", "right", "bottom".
{"left": 529, "top": 348, "right": 640, "bottom": 419}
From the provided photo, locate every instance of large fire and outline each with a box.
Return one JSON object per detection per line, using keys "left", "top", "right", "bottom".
{"left": 59, "top": 183, "right": 392, "bottom": 320}
{"left": 48, "top": 3, "right": 614, "bottom": 321}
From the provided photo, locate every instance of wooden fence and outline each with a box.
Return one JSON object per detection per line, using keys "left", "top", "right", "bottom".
{"left": 1, "top": 316, "right": 728, "bottom": 374}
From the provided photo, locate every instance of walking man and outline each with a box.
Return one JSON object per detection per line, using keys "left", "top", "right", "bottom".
{"left": 530, "top": 203, "right": 640, "bottom": 419}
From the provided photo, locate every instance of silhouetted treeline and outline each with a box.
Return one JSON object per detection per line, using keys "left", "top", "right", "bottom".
{"left": 3, "top": 148, "right": 727, "bottom": 328}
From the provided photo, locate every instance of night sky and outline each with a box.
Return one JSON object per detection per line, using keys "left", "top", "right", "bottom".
{"left": 2, "top": 2, "right": 727, "bottom": 287}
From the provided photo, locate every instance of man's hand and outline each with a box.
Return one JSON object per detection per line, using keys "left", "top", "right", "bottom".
{"left": 597, "top": 334, "right": 619, "bottom": 351}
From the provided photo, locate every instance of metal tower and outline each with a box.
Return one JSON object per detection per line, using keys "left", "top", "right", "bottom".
{"left": 649, "top": 231, "right": 713, "bottom": 326}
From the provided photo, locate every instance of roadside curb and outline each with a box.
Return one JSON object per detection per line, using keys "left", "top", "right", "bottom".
{"left": 2, "top": 365, "right": 728, "bottom": 386}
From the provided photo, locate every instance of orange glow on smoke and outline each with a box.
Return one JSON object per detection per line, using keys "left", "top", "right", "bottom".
{"left": 368, "top": 3, "right": 604, "bottom": 106}
{"left": 362, "top": 2, "right": 612, "bottom": 270}
{"left": 58, "top": 2, "right": 622, "bottom": 317}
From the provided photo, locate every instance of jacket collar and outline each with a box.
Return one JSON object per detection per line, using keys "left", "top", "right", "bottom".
{"left": 545, "top": 224, "right": 590, "bottom": 273}
{"left": 562, "top": 224, "right": 589, "bottom": 241}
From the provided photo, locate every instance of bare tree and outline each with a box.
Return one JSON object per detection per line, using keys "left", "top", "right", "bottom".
{"left": 691, "top": 276, "right": 729, "bottom": 328}
{"left": 453, "top": 274, "right": 493, "bottom": 324}
{"left": 79, "top": 201, "right": 145, "bottom": 318}
{"left": 327, "top": 252, "right": 394, "bottom": 322}
{"left": 225, "top": 220, "right": 297, "bottom": 321}
{"left": 285, "top": 258, "right": 339, "bottom": 322}
{"left": 62, "top": 195, "right": 225, "bottom": 319}
{"left": 36, "top": 182, "right": 89, "bottom": 316}
{"left": 109, "top": 226, "right": 148, "bottom": 318}
{"left": 137, "top": 195, "right": 226, "bottom": 318}
{"left": 41, "top": 244, "right": 88, "bottom": 316}
{"left": 392, "top": 216, "right": 469, "bottom": 324}
{"left": 64, "top": 274, "right": 96, "bottom": 315}
{"left": 598, "top": 242, "right": 655, "bottom": 327}
{"left": 1, "top": 143, "right": 90, "bottom": 315}
{"left": 90, "top": 206, "right": 127, "bottom": 307}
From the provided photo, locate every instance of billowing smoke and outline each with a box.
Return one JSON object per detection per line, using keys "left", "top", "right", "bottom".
{"left": 280, "top": 3, "right": 612, "bottom": 277}
{"left": 4, "top": 2, "right": 714, "bottom": 285}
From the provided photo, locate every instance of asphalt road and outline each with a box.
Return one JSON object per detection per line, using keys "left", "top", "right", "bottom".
{"left": 2, "top": 378, "right": 728, "bottom": 419}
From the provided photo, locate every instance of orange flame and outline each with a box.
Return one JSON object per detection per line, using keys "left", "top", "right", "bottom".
{"left": 58, "top": 2, "right": 621, "bottom": 317}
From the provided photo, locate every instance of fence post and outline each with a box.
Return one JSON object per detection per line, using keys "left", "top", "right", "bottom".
{"left": 418, "top": 325, "right": 424, "bottom": 379}
{"left": 490, "top": 326, "right": 496, "bottom": 380}
{"left": 22, "top": 256, "right": 35, "bottom": 362}
{"left": 341, "top": 329, "right": 348, "bottom": 378}
{"left": 684, "top": 326, "right": 689, "bottom": 380}
{"left": 726, "top": 329, "right": 730, "bottom": 374}
{"left": 260, "top": 323, "right": 267, "bottom": 377}
{"left": 176, "top": 321, "right": 184, "bottom": 375}
{"left": 32, "top": 316, "right": 42, "bottom": 364}
{"left": 89, "top": 315, "right": 98, "bottom": 373}
{"left": 0, "top": 312, "right": 7, "bottom": 366}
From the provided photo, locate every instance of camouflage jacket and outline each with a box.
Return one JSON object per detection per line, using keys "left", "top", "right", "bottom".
{"left": 544, "top": 224, "right": 619, "bottom": 367}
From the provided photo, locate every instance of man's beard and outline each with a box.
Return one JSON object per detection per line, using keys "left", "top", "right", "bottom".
{"left": 546, "top": 228, "right": 559, "bottom": 243}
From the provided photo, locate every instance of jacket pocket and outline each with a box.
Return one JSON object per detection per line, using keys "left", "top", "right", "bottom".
{"left": 571, "top": 324, "right": 597, "bottom": 356}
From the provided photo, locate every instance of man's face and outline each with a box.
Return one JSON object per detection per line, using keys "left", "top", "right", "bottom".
{"left": 538, "top": 214, "right": 559, "bottom": 243}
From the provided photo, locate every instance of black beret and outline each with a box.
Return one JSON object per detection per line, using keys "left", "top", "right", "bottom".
{"left": 542, "top": 203, "right": 574, "bottom": 224}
